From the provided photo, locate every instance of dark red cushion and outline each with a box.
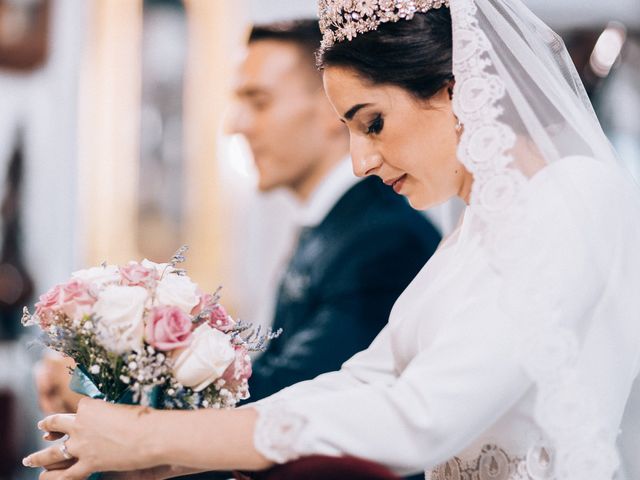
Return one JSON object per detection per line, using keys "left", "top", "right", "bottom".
{"left": 235, "top": 455, "right": 401, "bottom": 480}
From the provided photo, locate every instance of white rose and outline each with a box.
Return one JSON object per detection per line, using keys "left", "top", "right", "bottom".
{"left": 141, "top": 259, "right": 174, "bottom": 277}
{"left": 94, "top": 285, "right": 148, "bottom": 354}
{"left": 72, "top": 265, "right": 120, "bottom": 286}
{"left": 173, "top": 324, "right": 235, "bottom": 392}
{"left": 155, "top": 273, "right": 199, "bottom": 313}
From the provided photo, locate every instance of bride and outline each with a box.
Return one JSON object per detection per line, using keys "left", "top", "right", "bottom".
{"left": 23, "top": 0, "right": 640, "bottom": 478}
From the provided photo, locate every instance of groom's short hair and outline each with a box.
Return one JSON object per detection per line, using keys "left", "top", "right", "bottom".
{"left": 248, "top": 19, "right": 322, "bottom": 74}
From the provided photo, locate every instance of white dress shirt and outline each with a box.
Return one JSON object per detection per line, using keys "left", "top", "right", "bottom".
{"left": 295, "top": 156, "right": 360, "bottom": 229}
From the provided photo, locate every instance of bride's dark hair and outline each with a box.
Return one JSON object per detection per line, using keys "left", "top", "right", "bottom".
{"left": 318, "top": 8, "right": 453, "bottom": 100}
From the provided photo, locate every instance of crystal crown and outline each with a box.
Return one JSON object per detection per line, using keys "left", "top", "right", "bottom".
{"left": 318, "top": 0, "right": 450, "bottom": 52}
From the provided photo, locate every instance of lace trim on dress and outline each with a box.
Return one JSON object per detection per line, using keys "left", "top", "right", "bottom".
{"left": 450, "top": 1, "right": 618, "bottom": 478}
{"left": 427, "top": 444, "right": 554, "bottom": 480}
{"left": 253, "top": 402, "right": 307, "bottom": 464}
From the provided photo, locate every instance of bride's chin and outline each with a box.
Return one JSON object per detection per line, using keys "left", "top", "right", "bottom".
{"left": 406, "top": 194, "right": 427, "bottom": 211}
{"left": 406, "top": 191, "right": 440, "bottom": 211}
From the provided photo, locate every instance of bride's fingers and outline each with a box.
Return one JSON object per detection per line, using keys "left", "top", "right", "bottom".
{"left": 38, "top": 414, "right": 75, "bottom": 435}
{"left": 43, "top": 431, "right": 66, "bottom": 442}
{"left": 23, "top": 443, "right": 74, "bottom": 469}
{"left": 43, "top": 459, "right": 77, "bottom": 471}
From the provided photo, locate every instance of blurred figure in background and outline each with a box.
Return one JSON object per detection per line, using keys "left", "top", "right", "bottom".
{"left": 0, "top": 131, "right": 34, "bottom": 340}
{"left": 0, "top": 0, "right": 49, "bottom": 70}
{"left": 1, "top": 2, "right": 67, "bottom": 478}
{"left": 227, "top": 19, "right": 441, "bottom": 404}
{"left": 0, "top": 132, "right": 36, "bottom": 480}
{"left": 558, "top": 23, "right": 640, "bottom": 186}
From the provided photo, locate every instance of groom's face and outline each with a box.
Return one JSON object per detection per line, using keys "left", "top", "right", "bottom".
{"left": 229, "top": 40, "right": 331, "bottom": 193}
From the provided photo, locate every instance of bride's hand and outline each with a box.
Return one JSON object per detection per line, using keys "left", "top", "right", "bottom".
{"left": 23, "top": 398, "right": 161, "bottom": 479}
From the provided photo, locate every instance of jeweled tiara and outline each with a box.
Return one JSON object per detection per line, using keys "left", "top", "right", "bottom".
{"left": 318, "top": 0, "right": 450, "bottom": 52}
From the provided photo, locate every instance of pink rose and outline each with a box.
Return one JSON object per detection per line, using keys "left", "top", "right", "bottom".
{"left": 35, "top": 284, "right": 64, "bottom": 326}
{"left": 60, "top": 279, "right": 96, "bottom": 319}
{"left": 191, "top": 291, "right": 234, "bottom": 332}
{"left": 36, "top": 284, "right": 63, "bottom": 311}
{"left": 145, "top": 306, "right": 193, "bottom": 351}
{"left": 191, "top": 291, "right": 213, "bottom": 317}
{"left": 120, "top": 262, "right": 156, "bottom": 287}
{"left": 62, "top": 279, "right": 94, "bottom": 304}
{"left": 221, "top": 345, "right": 252, "bottom": 396}
{"left": 191, "top": 293, "right": 233, "bottom": 331}
{"left": 209, "top": 304, "right": 233, "bottom": 330}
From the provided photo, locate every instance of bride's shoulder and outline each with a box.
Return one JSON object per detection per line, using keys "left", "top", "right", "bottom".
{"left": 528, "top": 155, "right": 640, "bottom": 237}
{"left": 533, "top": 155, "right": 617, "bottom": 183}
{"left": 531, "top": 155, "right": 638, "bottom": 204}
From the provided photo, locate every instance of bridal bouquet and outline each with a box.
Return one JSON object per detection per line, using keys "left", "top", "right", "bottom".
{"left": 22, "top": 247, "right": 280, "bottom": 409}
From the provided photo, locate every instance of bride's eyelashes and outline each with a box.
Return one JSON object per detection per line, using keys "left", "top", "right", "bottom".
{"left": 366, "top": 114, "right": 384, "bottom": 135}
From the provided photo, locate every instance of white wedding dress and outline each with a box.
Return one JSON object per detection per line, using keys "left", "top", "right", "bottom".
{"left": 251, "top": 155, "right": 640, "bottom": 479}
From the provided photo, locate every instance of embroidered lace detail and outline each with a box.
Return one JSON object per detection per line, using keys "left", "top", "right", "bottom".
{"left": 427, "top": 444, "right": 554, "bottom": 480}
{"left": 450, "top": 1, "right": 619, "bottom": 478}
{"left": 253, "top": 402, "right": 307, "bottom": 464}
{"left": 450, "top": 0, "right": 526, "bottom": 223}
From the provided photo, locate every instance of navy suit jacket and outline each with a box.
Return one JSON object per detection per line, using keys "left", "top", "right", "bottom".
{"left": 246, "top": 176, "right": 441, "bottom": 403}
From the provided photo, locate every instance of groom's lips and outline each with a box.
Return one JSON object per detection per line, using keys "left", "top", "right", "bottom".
{"left": 384, "top": 174, "right": 407, "bottom": 193}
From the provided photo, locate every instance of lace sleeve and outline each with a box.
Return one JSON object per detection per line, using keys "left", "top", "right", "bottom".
{"left": 253, "top": 402, "right": 308, "bottom": 464}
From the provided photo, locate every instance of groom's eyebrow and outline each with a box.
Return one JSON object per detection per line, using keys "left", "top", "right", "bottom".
{"left": 343, "top": 103, "right": 371, "bottom": 121}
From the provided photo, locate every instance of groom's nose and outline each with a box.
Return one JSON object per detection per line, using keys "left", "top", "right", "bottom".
{"left": 226, "top": 102, "right": 254, "bottom": 138}
{"left": 350, "top": 136, "right": 383, "bottom": 177}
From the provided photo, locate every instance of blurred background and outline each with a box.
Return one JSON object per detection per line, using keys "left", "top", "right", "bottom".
{"left": 0, "top": 0, "right": 638, "bottom": 478}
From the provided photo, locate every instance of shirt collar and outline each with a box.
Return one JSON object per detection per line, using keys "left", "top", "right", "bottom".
{"left": 296, "top": 156, "right": 360, "bottom": 228}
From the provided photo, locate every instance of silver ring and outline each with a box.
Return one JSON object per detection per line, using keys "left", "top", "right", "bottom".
{"left": 59, "top": 442, "right": 74, "bottom": 460}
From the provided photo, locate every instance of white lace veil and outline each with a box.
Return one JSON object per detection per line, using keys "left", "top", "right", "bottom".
{"left": 450, "top": 0, "right": 640, "bottom": 478}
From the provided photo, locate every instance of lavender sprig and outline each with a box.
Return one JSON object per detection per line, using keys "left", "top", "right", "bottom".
{"left": 170, "top": 245, "right": 189, "bottom": 267}
{"left": 230, "top": 322, "right": 283, "bottom": 352}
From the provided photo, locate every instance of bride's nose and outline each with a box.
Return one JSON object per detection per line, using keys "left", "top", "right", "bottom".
{"left": 350, "top": 136, "right": 383, "bottom": 177}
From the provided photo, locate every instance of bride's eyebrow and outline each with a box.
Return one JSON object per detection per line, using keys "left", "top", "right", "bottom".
{"left": 343, "top": 103, "right": 372, "bottom": 121}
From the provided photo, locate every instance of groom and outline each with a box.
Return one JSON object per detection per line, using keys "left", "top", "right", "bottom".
{"left": 228, "top": 20, "right": 441, "bottom": 403}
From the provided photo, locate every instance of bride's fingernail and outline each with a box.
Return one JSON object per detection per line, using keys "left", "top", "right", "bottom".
{"left": 22, "top": 458, "right": 33, "bottom": 467}
{"left": 37, "top": 421, "right": 44, "bottom": 430}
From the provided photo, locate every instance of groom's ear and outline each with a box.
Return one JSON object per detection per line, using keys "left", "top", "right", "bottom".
{"left": 316, "top": 91, "right": 348, "bottom": 138}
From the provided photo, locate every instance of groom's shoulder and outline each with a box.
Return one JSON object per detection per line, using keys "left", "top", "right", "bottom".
{"left": 326, "top": 177, "right": 437, "bottom": 232}
{"left": 310, "top": 178, "right": 439, "bottom": 294}
{"left": 319, "top": 177, "right": 441, "bottom": 259}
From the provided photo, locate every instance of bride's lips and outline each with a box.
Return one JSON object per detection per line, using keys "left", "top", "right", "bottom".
{"left": 384, "top": 174, "right": 407, "bottom": 194}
